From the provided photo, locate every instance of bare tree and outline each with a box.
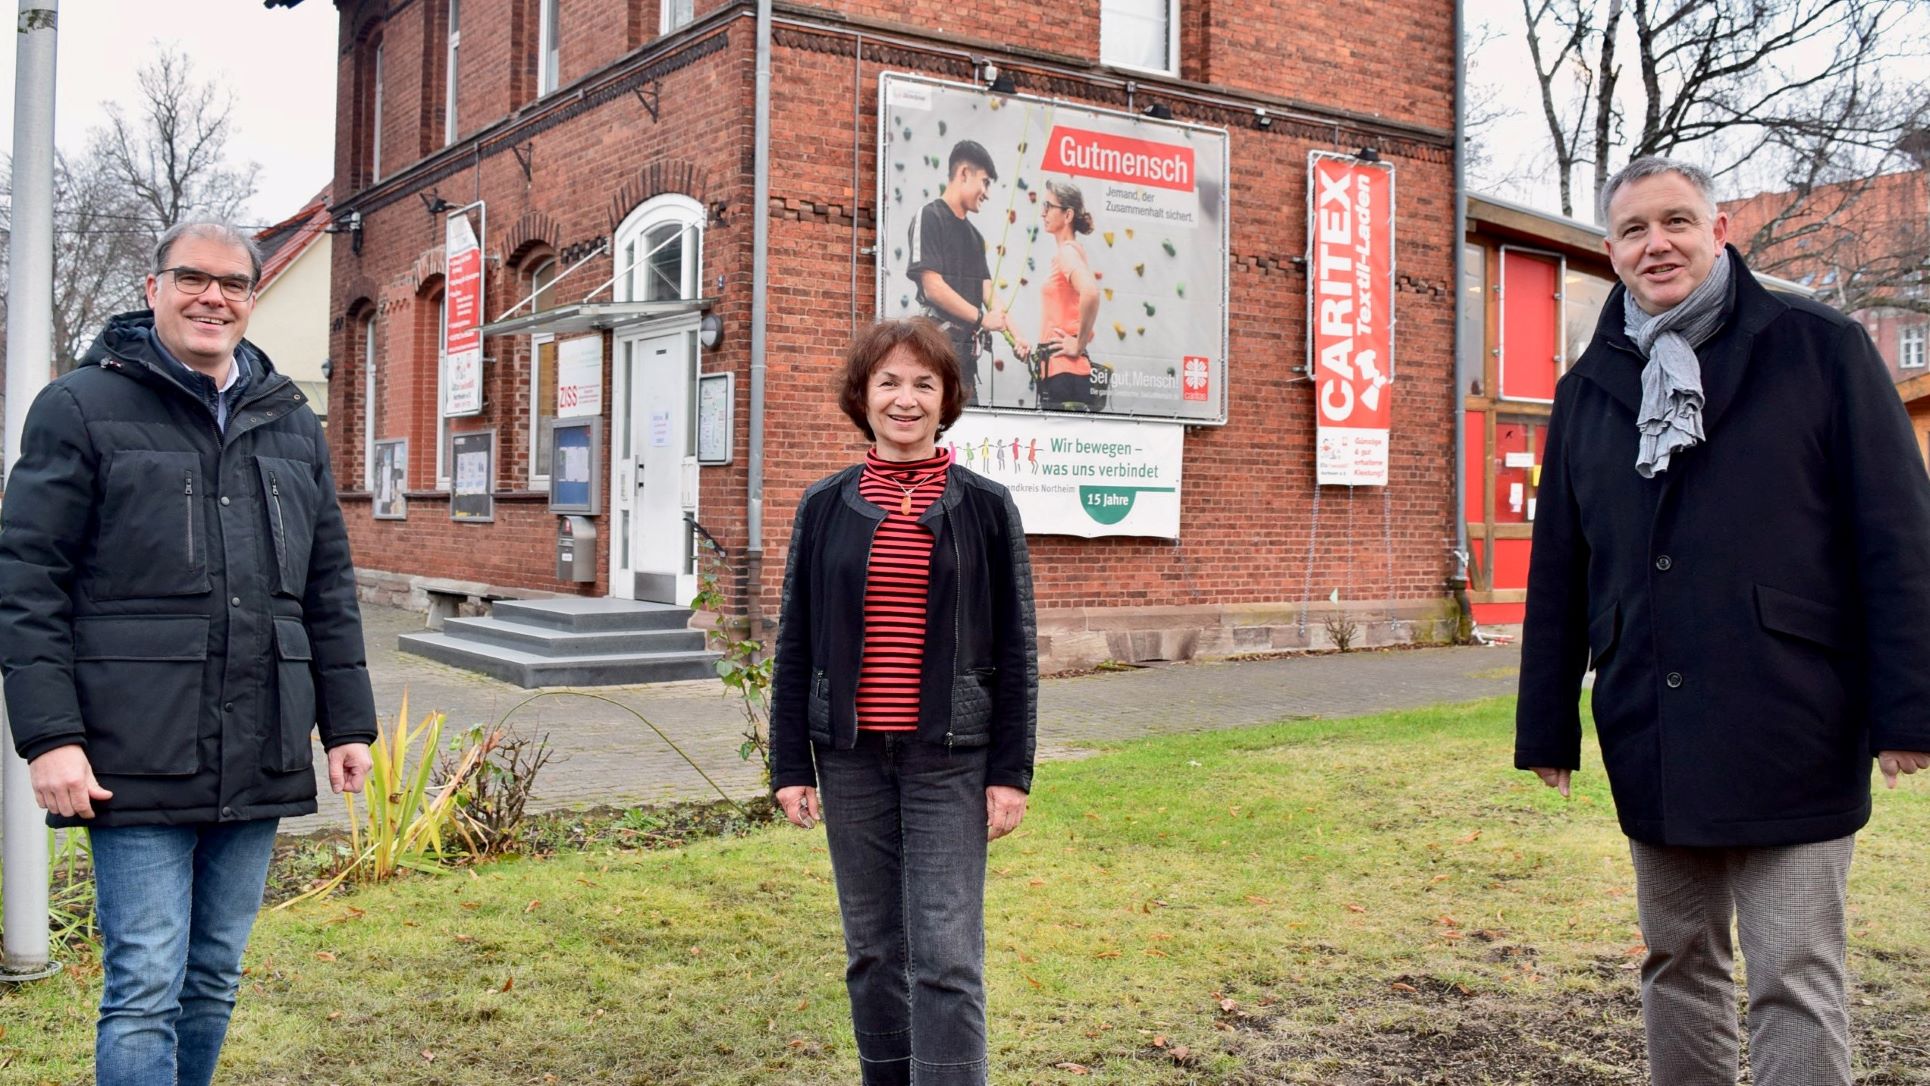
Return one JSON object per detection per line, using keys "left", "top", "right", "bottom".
{"left": 1504, "top": 0, "right": 1919, "bottom": 218}
{"left": 96, "top": 47, "right": 257, "bottom": 233}
{"left": 1, "top": 46, "right": 259, "bottom": 375}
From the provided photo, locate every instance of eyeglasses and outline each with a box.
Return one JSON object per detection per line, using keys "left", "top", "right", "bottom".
{"left": 161, "top": 266, "right": 256, "bottom": 302}
{"left": 1042, "top": 202, "right": 1065, "bottom": 212}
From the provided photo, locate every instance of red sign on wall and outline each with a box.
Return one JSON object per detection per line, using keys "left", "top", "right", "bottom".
{"left": 1306, "top": 152, "right": 1395, "bottom": 486}
{"left": 1040, "top": 126, "right": 1197, "bottom": 192}
{"left": 443, "top": 206, "right": 485, "bottom": 417}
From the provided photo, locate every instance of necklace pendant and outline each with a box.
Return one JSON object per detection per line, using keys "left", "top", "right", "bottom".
{"left": 900, "top": 493, "right": 913, "bottom": 516}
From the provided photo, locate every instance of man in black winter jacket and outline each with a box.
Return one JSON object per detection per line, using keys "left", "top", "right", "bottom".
{"left": 1516, "top": 158, "right": 1930, "bottom": 1085}
{"left": 0, "top": 220, "right": 376, "bottom": 1086}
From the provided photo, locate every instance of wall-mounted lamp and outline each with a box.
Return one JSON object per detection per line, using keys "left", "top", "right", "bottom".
{"left": 1254, "top": 108, "right": 1272, "bottom": 130}
{"left": 979, "top": 60, "right": 1016, "bottom": 95}
{"left": 420, "top": 193, "right": 456, "bottom": 215}
{"left": 699, "top": 313, "right": 724, "bottom": 350}
{"left": 325, "top": 210, "right": 364, "bottom": 255}
{"left": 1143, "top": 101, "right": 1174, "bottom": 121}
{"left": 709, "top": 200, "right": 730, "bottom": 226}
{"left": 1356, "top": 147, "right": 1381, "bottom": 162}
{"left": 320, "top": 357, "right": 333, "bottom": 380}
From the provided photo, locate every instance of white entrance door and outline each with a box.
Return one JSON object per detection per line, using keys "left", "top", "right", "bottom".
{"left": 610, "top": 326, "right": 699, "bottom": 604}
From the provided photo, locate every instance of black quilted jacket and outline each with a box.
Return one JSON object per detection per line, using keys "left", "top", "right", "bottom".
{"left": 769, "top": 460, "right": 1038, "bottom": 793}
{"left": 0, "top": 311, "right": 376, "bottom": 827}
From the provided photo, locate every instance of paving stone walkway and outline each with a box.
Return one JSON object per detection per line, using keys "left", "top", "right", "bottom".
{"left": 277, "top": 604, "right": 1523, "bottom": 833}
{"left": 0, "top": 602, "right": 1524, "bottom": 843}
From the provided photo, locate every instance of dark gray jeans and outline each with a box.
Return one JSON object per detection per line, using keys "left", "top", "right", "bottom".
{"left": 817, "top": 732, "right": 989, "bottom": 1086}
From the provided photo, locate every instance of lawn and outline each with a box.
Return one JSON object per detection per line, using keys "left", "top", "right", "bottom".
{"left": 4, "top": 698, "right": 1926, "bottom": 1085}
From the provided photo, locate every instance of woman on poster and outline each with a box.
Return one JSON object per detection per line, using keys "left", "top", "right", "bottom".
{"left": 769, "top": 318, "right": 1039, "bottom": 1086}
{"left": 1035, "top": 180, "right": 1102, "bottom": 410}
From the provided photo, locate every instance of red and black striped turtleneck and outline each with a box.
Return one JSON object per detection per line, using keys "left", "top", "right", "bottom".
{"left": 855, "top": 447, "right": 951, "bottom": 731}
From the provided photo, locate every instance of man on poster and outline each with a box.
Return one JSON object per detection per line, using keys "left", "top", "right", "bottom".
{"left": 1515, "top": 157, "right": 1930, "bottom": 1085}
{"left": 907, "top": 139, "right": 1027, "bottom": 404}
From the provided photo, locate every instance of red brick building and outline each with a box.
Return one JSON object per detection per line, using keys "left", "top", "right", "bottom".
{"left": 1724, "top": 168, "right": 1929, "bottom": 383}
{"left": 300, "top": 0, "right": 1462, "bottom": 670}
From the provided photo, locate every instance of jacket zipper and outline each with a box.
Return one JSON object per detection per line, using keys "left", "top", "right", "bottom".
{"left": 269, "top": 470, "right": 287, "bottom": 575}
{"left": 946, "top": 501, "right": 962, "bottom": 751}
{"left": 848, "top": 510, "right": 881, "bottom": 742}
{"left": 184, "top": 471, "right": 195, "bottom": 569}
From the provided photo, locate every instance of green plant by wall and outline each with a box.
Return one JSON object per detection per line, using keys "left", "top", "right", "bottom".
{"left": 691, "top": 535, "right": 772, "bottom": 791}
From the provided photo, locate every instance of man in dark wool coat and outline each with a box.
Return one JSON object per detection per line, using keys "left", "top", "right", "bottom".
{"left": 1515, "top": 156, "right": 1930, "bottom": 1085}
{"left": 0, "top": 220, "right": 376, "bottom": 1086}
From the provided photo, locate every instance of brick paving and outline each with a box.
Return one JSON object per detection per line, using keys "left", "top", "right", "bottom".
{"left": 279, "top": 604, "right": 1522, "bottom": 833}
{"left": 0, "top": 602, "right": 1524, "bottom": 843}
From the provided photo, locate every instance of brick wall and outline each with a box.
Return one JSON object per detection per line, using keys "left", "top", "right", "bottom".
{"left": 325, "top": 0, "right": 1461, "bottom": 662}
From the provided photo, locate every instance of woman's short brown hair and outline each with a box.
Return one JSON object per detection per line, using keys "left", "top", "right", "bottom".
{"left": 838, "top": 318, "right": 968, "bottom": 440}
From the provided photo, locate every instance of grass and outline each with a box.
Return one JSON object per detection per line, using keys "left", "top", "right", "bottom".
{"left": 3, "top": 697, "right": 1925, "bottom": 1085}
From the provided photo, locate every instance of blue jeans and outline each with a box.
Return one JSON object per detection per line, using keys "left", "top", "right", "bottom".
{"left": 89, "top": 818, "right": 280, "bottom": 1086}
{"left": 818, "top": 733, "right": 990, "bottom": 1086}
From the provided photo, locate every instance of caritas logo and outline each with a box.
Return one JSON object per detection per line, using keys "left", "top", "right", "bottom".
{"left": 1181, "top": 356, "right": 1211, "bottom": 401}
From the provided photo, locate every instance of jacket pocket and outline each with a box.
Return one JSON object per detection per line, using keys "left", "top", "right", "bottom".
{"left": 256, "top": 456, "right": 319, "bottom": 598}
{"left": 1587, "top": 602, "right": 1620, "bottom": 670}
{"left": 1755, "top": 584, "right": 1846, "bottom": 651}
{"left": 806, "top": 669, "right": 832, "bottom": 742}
{"left": 948, "top": 666, "right": 997, "bottom": 742}
{"left": 73, "top": 615, "right": 208, "bottom": 776}
{"left": 271, "top": 617, "right": 318, "bottom": 774}
{"left": 94, "top": 451, "right": 211, "bottom": 600}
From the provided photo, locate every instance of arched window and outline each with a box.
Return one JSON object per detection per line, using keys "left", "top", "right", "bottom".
{"left": 613, "top": 194, "right": 703, "bottom": 304}
{"left": 360, "top": 310, "right": 379, "bottom": 489}
{"left": 526, "top": 256, "right": 560, "bottom": 485}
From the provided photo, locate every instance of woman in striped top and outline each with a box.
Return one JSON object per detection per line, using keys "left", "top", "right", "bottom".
{"left": 771, "top": 319, "right": 1038, "bottom": 1086}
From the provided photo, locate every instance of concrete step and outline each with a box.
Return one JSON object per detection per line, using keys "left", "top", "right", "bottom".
{"left": 439, "top": 616, "right": 706, "bottom": 657}
{"left": 397, "top": 631, "right": 720, "bottom": 688}
{"left": 489, "top": 597, "right": 695, "bottom": 633}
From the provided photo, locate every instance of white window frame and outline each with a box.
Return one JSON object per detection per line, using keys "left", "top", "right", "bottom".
{"left": 371, "top": 40, "right": 385, "bottom": 181}
{"left": 1902, "top": 325, "right": 1927, "bottom": 370}
{"left": 661, "top": 0, "right": 694, "bottom": 34}
{"left": 437, "top": 292, "right": 451, "bottom": 487}
{"left": 537, "top": 0, "right": 561, "bottom": 97}
{"left": 527, "top": 258, "right": 559, "bottom": 488}
{"left": 612, "top": 194, "right": 704, "bottom": 304}
{"left": 362, "top": 316, "right": 379, "bottom": 489}
{"left": 1100, "top": 0, "right": 1180, "bottom": 76}
{"left": 444, "top": 0, "right": 461, "bottom": 145}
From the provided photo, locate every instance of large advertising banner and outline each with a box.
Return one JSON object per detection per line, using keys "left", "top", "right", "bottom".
{"left": 942, "top": 413, "right": 1182, "bottom": 539}
{"left": 443, "top": 206, "right": 485, "bottom": 417}
{"left": 1307, "top": 152, "right": 1395, "bottom": 486}
{"left": 877, "top": 73, "right": 1229, "bottom": 425}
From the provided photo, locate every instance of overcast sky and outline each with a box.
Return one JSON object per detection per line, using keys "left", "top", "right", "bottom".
{"left": 0, "top": 0, "right": 340, "bottom": 228}
{"left": 1, "top": 2, "right": 1920, "bottom": 233}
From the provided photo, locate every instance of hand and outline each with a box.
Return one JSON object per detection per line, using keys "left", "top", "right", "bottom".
{"left": 1050, "top": 326, "right": 1081, "bottom": 360}
{"left": 1877, "top": 750, "right": 1930, "bottom": 790}
{"left": 29, "top": 744, "right": 112, "bottom": 819}
{"left": 328, "top": 743, "right": 373, "bottom": 795}
{"left": 1530, "top": 766, "right": 1571, "bottom": 798}
{"left": 986, "top": 785, "right": 1028, "bottom": 841}
{"left": 776, "top": 785, "right": 820, "bottom": 829}
{"left": 980, "top": 303, "right": 1009, "bottom": 332}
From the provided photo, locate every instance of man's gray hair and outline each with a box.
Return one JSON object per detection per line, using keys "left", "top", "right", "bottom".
{"left": 1597, "top": 156, "right": 1720, "bottom": 224}
{"left": 152, "top": 219, "right": 263, "bottom": 284}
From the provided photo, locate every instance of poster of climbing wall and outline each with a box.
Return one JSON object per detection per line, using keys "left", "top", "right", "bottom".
{"left": 876, "top": 72, "right": 1229, "bottom": 425}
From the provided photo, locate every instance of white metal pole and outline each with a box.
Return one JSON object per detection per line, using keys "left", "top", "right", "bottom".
{"left": 2, "top": 0, "right": 60, "bottom": 983}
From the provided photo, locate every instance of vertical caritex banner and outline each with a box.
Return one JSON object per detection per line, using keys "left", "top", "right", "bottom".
{"left": 1307, "top": 152, "right": 1394, "bottom": 486}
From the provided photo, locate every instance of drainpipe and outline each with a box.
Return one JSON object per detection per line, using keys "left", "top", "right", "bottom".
{"left": 2, "top": 0, "right": 60, "bottom": 984}
{"left": 1449, "top": 0, "right": 1474, "bottom": 642}
{"left": 746, "top": 0, "right": 772, "bottom": 628}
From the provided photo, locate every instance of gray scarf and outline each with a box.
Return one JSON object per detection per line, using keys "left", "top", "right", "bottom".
{"left": 1623, "top": 251, "right": 1733, "bottom": 477}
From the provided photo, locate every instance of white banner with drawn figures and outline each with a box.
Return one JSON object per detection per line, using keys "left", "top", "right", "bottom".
{"left": 944, "top": 413, "right": 1182, "bottom": 539}
{"left": 877, "top": 73, "right": 1229, "bottom": 425}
